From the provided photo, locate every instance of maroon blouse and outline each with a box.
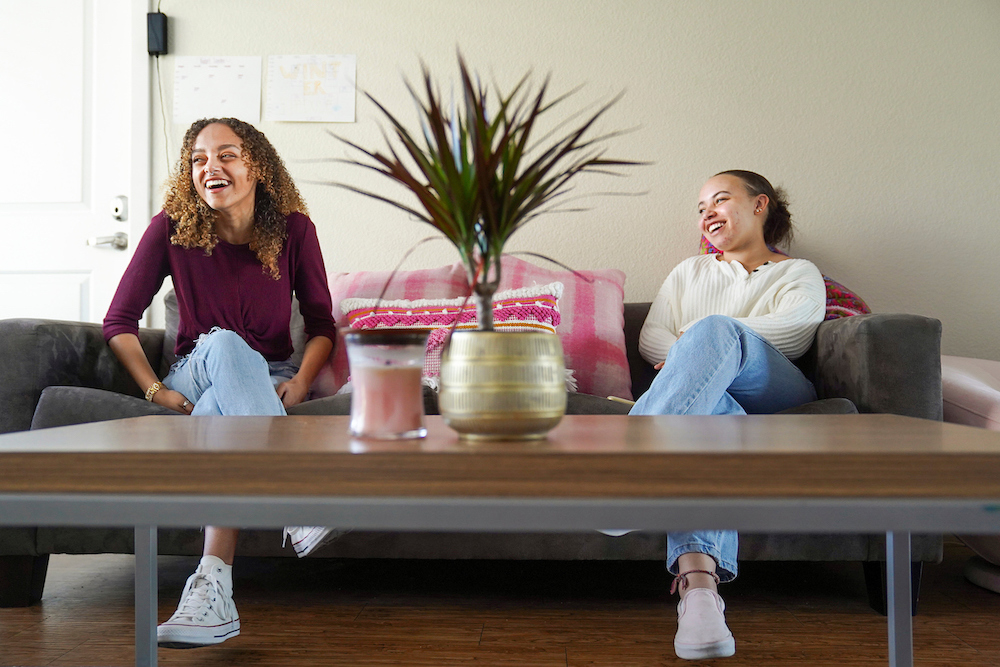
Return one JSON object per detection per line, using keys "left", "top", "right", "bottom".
{"left": 104, "top": 211, "right": 337, "bottom": 362}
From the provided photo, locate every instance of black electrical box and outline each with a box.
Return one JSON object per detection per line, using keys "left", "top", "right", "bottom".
{"left": 147, "top": 12, "right": 167, "bottom": 56}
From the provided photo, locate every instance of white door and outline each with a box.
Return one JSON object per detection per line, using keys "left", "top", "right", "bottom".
{"left": 0, "top": 0, "right": 149, "bottom": 323}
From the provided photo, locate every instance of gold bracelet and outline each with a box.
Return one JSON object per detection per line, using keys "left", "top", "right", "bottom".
{"left": 145, "top": 381, "right": 163, "bottom": 402}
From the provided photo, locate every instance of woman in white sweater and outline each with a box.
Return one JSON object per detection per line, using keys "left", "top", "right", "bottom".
{"left": 632, "top": 170, "right": 826, "bottom": 661}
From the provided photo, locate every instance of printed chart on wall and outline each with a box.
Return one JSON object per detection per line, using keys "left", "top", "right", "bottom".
{"left": 266, "top": 55, "right": 357, "bottom": 123}
{"left": 173, "top": 57, "right": 263, "bottom": 125}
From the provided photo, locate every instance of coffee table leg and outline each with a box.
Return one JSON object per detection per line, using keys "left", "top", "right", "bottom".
{"left": 886, "top": 531, "right": 913, "bottom": 667}
{"left": 134, "top": 525, "right": 158, "bottom": 667}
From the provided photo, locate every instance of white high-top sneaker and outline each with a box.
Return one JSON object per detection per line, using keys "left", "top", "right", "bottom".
{"left": 284, "top": 526, "right": 348, "bottom": 557}
{"left": 157, "top": 556, "right": 240, "bottom": 648}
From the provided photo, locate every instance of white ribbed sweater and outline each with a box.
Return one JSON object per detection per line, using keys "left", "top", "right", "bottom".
{"left": 638, "top": 254, "right": 826, "bottom": 364}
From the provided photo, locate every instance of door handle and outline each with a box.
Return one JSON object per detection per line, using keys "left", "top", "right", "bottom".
{"left": 87, "top": 232, "right": 129, "bottom": 250}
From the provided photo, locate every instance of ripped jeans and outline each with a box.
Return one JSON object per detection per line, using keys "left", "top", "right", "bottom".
{"left": 164, "top": 329, "right": 297, "bottom": 417}
{"left": 630, "top": 315, "right": 818, "bottom": 581}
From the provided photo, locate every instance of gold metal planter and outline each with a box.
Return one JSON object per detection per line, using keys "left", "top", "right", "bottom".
{"left": 438, "top": 331, "right": 567, "bottom": 440}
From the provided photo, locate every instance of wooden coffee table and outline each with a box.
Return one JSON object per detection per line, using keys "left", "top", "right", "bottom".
{"left": 3, "top": 413, "right": 1000, "bottom": 667}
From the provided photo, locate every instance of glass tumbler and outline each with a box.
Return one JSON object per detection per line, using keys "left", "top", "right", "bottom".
{"left": 344, "top": 329, "right": 429, "bottom": 439}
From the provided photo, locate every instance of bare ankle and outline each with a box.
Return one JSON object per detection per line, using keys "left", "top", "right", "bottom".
{"left": 671, "top": 567, "right": 721, "bottom": 598}
{"left": 680, "top": 572, "right": 719, "bottom": 595}
{"left": 673, "top": 553, "right": 722, "bottom": 597}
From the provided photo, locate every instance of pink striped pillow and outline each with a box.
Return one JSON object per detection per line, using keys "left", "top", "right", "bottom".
{"left": 341, "top": 282, "right": 563, "bottom": 382}
{"left": 311, "top": 263, "right": 469, "bottom": 397}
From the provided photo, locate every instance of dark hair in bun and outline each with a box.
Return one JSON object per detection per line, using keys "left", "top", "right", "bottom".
{"left": 715, "top": 170, "right": 794, "bottom": 248}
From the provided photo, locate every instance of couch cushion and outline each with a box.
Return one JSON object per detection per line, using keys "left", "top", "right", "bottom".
{"left": 286, "top": 387, "right": 439, "bottom": 417}
{"left": 565, "top": 393, "right": 632, "bottom": 415}
{"left": 288, "top": 389, "right": 630, "bottom": 417}
{"left": 775, "top": 397, "right": 858, "bottom": 415}
{"left": 30, "top": 386, "right": 177, "bottom": 430}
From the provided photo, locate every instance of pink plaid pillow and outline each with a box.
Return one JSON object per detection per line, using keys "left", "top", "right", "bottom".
{"left": 699, "top": 237, "right": 871, "bottom": 320}
{"left": 312, "top": 263, "right": 470, "bottom": 397}
{"left": 311, "top": 256, "right": 630, "bottom": 400}
{"left": 497, "top": 255, "right": 630, "bottom": 400}
{"left": 341, "top": 282, "right": 564, "bottom": 383}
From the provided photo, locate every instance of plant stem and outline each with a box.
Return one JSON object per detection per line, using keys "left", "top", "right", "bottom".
{"left": 475, "top": 283, "right": 495, "bottom": 331}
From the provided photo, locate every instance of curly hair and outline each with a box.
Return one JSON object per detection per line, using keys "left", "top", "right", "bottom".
{"left": 163, "top": 118, "right": 307, "bottom": 279}
{"left": 715, "top": 170, "right": 794, "bottom": 248}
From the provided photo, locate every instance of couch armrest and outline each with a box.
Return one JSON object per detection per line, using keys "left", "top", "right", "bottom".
{"left": 812, "top": 313, "right": 942, "bottom": 420}
{"left": 0, "top": 319, "right": 165, "bottom": 434}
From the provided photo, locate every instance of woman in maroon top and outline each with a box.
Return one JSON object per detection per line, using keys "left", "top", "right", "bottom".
{"left": 104, "top": 118, "right": 336, "bottom": 648}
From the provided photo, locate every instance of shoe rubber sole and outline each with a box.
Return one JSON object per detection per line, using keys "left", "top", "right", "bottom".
{"left": 674, "top": 636, "right": 736, "bottom": 660}
{"left": 157, "top": 626, "right": 240, "bottom": 649}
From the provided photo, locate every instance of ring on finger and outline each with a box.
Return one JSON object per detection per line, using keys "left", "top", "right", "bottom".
{"left": 181, "top": 400, "right": 190, "bottom": 408}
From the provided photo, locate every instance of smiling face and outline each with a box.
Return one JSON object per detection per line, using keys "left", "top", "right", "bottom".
{"left": 190, "top": 123, "right": 257, "bottom": 227}
{"left": 697, "top": 174, "right": 769, "bottom": 255}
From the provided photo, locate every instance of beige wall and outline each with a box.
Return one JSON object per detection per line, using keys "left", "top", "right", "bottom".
{"left": 152, "top": 0, "right": 1000, "bottom": 360}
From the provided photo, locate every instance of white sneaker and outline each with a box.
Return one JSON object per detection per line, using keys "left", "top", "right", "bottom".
{"left": 964, "top": 555, "right": 1000, "bottom": 593}
{"left": 157, "top": 556, "right": 240, "bottom": 648}
{"left": 284, "top": 526, "right": 348, "bottom": 557}
{"left": 597, "top": 529, "right": 638, "bottom": 537}
{"left": 674, "top": 588, "right": 736, "bottom": 660}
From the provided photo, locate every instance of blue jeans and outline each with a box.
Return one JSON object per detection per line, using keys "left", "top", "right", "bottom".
{"left": 164, "top": 329, "right": 297, "bottom": 416}
{"left": 630, "top": 315, "right": 818, "bottom": 581}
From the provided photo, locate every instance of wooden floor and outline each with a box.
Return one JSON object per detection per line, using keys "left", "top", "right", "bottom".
{"left": 1, "top": 541, "right": 998, "bottom": 666}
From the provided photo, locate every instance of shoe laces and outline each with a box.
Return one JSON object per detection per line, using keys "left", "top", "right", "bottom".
{"left": 174, "top": 572, "right": 230, "bottom": 622}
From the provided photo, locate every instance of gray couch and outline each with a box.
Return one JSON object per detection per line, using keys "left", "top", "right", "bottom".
{"left": 0, "top": 306, "right": 944, "bottom": 613}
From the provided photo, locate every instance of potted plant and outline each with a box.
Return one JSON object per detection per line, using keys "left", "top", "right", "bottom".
{"left": 334, "top": 54, "right": 639, "bottom": 438}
